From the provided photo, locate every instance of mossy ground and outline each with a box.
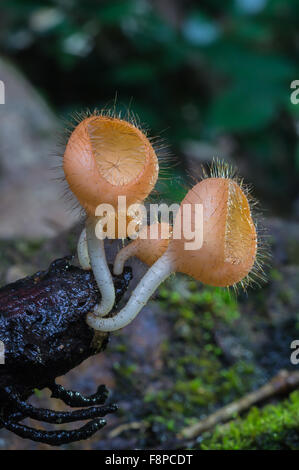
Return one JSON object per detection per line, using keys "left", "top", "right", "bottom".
{"left": 0, "top": 233, "right": 298, "bottom": 450}
{"left": 108, "top": 270, "right": 299, "bottom": 449}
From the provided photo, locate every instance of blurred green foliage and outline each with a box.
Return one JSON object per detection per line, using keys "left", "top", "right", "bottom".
{"left": 0, "top": 0, "right": 298, "bottom": 209}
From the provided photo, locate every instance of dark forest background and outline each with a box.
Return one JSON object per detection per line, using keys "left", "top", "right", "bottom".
{"left": 1, "top": 0, "right": 298, "bottom": 214}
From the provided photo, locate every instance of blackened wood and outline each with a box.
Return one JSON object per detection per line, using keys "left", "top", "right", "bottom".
{"left": 0, "top": 257, "right": 132, "bottom": 403}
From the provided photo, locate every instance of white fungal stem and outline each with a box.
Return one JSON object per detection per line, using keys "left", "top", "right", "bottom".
{"left": 113, "top": 241, "right": 138, "bottom": 275}
{"left": 86, "top": 254, "right": 173, "bottom": 331}
{"left": 86, "top": 216, "right": 115, "bottom": 317}
{"left": 77, "top": 228, "right": 91, "bottom": 270}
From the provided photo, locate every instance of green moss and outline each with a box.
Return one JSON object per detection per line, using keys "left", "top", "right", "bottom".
{"left": 147, "top": 415, "right": 176, "bottom": 432}
{"left": 286, "top": 239, "right": 299, "bottom": 265}
{"left": 278, "top": 288, "right": 294, "bottom": 305}
{"left": 98, "top": 272, "right": 297, "bottom": 449}
{"left": 66, "top": 231, "right": 79, "bottom": 253}
{"left": 0, "top": 238, "right": 43, "bottom": 263}
{"left": 159, "top": 277, "right": 240, "bottom": 327}
{"left": 113, "top": 362, "right": 138, "bottom": 379}
{"left": 114, "top": 344, "right": 128, "bottom": 353}
{"left": 199, "top": 391, "right": 299, "bottom": 450}
{"left": 142, "top": 276, "right": 258, "bottom": 432}
{"left": 14, "top": 239, "right": 44, "bottom": 258}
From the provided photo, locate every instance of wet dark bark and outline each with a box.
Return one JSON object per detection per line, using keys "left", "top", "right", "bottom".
{"left": 0, "top": 257, "right": 132, "bottom": 405}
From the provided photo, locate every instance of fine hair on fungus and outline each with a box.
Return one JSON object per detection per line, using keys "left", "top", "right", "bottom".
{"left": 63, "top": 109, "right": 159, "bottom": 317}
{"left": 87, "top": 161, "right": 266, "bottom": 332}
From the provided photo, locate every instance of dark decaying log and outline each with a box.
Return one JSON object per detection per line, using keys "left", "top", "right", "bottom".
{"left": 0, "top": 257, "right": 132, "bottom": 404}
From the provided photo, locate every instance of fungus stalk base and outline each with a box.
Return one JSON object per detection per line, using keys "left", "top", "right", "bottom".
{"left": 87, "top": 254, "right": 173, "bottom": 331}
{"left": 113, "top": 242, "right": 137, "bottom": 275}
{"left": 86, "top": 216, "right": 115, "bottom": 317}
{"left": 77, "top": 228, "right": 91, "bottom": 270}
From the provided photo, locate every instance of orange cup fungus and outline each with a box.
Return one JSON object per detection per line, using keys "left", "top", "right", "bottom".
{"left": 63, "top": 113, "right": 159, "bottom": 317}
{"left": 63, "top": 115, "right": 159, "bottom": 217}
{"left": 170, "top": 178, "right": 257, "bottom": 287}
{"left": 87, "top": 174, "right": 259, "bottom": 332}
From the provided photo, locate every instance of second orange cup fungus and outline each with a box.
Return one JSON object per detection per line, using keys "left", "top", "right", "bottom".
{"left": 87, "top": 170, "right": 259, "bottom": 332}
{"left": 62, "top": 109, "right": 262, "bottom": 334}
{"left": 170, "top": 178, "right": 257, "bottom": 287}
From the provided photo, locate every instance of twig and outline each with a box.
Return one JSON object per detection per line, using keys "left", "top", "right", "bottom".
{"left": 108, "top": 421, "right": 147, "bottom": 438}
{"left": 179, "top": 369, "right": 299, "bottom": 440}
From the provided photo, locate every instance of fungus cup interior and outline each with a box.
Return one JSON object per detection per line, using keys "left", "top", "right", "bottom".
{"left": 170, "top": 178, "right": 257, "bottom": 287}
{"left": 63, "top": 115, "right": 159, "bottom": 218}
